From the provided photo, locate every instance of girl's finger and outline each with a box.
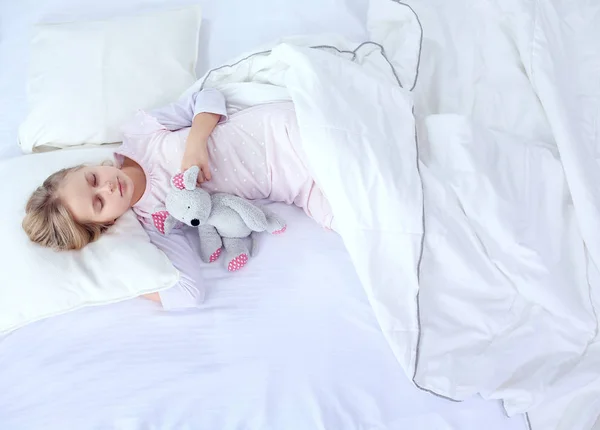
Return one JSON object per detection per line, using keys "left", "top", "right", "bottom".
{"left": 202, "top": 164, "right": 212, "bottom": 181}
{"left": 196, "top": 169, "right": 205, "bottom": 185}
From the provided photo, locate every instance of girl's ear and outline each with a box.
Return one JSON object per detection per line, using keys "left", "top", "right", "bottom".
{"left": 151, "top": 208, "right": 177, "bottom": 235}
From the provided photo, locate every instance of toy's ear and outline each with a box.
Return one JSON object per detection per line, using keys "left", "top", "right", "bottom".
{"left": 171, "top": 172, "right": 186, "bottom": 190}
{"left": 182, "top": 166, "right": 200, "bottom": 190}
{"left": 171, "top": 166, "right": 200, "bottom": 191}
{"left": 151, "top": 208, "right": 177, "bottom": 235}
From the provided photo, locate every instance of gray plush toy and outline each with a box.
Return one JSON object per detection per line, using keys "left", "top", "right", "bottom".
{"left": 151, "top": 166, "right": 286, "bottom": 272}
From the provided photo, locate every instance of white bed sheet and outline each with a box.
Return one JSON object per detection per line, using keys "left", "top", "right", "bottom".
{"left": 0, "top": 204, "right": 526, "bottom": 430}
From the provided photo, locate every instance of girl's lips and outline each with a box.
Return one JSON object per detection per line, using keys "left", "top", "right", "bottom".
{"left": 118, "top": 177, "right": 123, "bottom": 196}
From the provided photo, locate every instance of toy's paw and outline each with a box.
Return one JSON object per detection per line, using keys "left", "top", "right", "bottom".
{"left": 263, "top": 208, "right": 286, "bottom": 234}
{"left": 272, "top": 225, "right": 287, "bottom": 235}
{"left": 228, "top": 254, "right": 249, "bottom": 272}
{"left": 209, "top": 248, "right": 222, "bottom": 263}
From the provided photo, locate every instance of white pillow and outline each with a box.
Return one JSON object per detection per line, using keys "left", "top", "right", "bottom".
{"left": 18, "top": 5, "right": 202, "bottom": 152}
{"left": 0, "top": 148, "right": 179, "bottom": 334}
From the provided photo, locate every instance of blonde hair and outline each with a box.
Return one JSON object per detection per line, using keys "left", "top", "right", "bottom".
{"left": 22, "top": 166, "right": 112, "bottom": 251}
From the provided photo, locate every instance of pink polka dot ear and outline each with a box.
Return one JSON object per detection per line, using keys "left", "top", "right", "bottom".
{"left": 152, "top": 211, "right": 170, "bottom": 234}
{"left": 171, "top": 173, "right": 185, "bottom": 190}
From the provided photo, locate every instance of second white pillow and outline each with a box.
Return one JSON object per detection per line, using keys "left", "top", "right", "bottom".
{"left": 19, "top": 5, "right": 202, "bottom": 152}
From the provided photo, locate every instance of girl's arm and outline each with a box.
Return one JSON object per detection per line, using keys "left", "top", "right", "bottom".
{"left": 150, "top": 88, "right": 228, "bottom": 183}
{"left": 141, "top": 226, "right": 206, "bottom": 309}
{"left": 149, "top": 88, "right": 228, "bottom": 131}
{"left": 180, "top": 112, "right": 220, "bottom": 182}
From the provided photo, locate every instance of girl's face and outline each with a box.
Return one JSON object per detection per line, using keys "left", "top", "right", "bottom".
{"left": 59, "top": 165, "right": 135, "bottom": 224}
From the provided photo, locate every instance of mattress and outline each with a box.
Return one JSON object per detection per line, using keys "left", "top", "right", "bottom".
{"left": 0, "top": 204, "right": 526, "bottom": 429}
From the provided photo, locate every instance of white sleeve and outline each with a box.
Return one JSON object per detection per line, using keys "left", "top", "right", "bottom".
{"left": 148, "top": 88, "right": 229, "bottom": 131}
{"left": 144, "top": 225, "right": 206, "bottom": 310}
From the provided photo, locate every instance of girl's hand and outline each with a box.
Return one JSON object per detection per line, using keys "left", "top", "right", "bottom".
{"left": 180, "top": 112, "right": 220, "bottom": 185}
{"left": 181, "top": 141, "right": 211, "bottom": 185}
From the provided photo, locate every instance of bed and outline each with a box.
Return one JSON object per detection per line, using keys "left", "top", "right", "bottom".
{"left": 2, "top": 0, "right": 594, "bottom": 429}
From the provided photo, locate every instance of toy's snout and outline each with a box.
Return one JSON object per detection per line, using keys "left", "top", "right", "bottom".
{"left": 191, "top": 218, "right": 200, "bottom": 227}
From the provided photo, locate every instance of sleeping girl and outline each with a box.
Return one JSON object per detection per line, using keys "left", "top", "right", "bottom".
{"left": 22, "top": 89, "right": 334, "bottom": 308}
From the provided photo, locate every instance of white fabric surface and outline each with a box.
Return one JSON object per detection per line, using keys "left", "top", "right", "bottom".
{"left": 0, "top": 204, "right": 526, "bottom": 430}
{"left": 0, "top": 147, "right": 179, "bottom": 334}
{"left": 409, "top": 1, "right": 600, "bottom": 428}
{"left": 182, "top": 0, "right": 600, "bottom": 428}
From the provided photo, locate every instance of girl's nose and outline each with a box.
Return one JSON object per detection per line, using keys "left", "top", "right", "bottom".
{"left": 102, "top": 181, "right": 115, "bottom": 194}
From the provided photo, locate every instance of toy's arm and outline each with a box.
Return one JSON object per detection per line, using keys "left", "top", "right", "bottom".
{"left": 213, "top": 194, "right": 268, "bottom": 232}
{"left": 152, "top": 206, "right": 179, "bottom": 235}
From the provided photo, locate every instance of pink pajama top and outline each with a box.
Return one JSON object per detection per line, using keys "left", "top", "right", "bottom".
{"left": 115, "top": 89, "right": 332, "bottom": 309}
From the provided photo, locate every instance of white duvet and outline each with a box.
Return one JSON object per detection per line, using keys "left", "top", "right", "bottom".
{"left": 184, "top": 0, "right": 600, "bottom": 429}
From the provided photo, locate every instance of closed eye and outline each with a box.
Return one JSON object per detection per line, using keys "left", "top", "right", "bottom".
{"left": 94, "top": 196, "right": 104, "bottom": 213}
{"left": 87, "top": 173, "right": 98, "bottom": 187}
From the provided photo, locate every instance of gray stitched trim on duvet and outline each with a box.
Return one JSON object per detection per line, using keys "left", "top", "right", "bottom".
{"left": 199, "top": 0, "right": 423, "bottom": 93}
